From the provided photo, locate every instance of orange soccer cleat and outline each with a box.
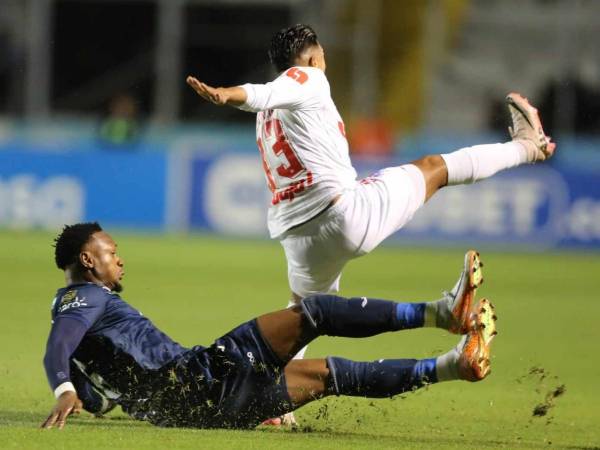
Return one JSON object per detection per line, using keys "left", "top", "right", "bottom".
{"left": 443, "top": 250, "right": 484, "bottom": 334}
{"left": 457, "top": 298, "right": 498, "bottom": 381}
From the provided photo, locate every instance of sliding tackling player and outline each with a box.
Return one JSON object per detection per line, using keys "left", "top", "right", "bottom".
{"left": 42, "top": 223, "right": 496, "bottom": 430}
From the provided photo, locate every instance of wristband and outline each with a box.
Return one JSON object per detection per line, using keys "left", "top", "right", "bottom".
{"left": 54, "top": 382, "right": 76, "bottom": 399}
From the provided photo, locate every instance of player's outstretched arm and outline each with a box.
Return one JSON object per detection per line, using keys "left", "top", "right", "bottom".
{"left": 41, "top": 391, "right": 83, "bottom": 429}
{"left": 42, "top": 317, "right": 89, "bottom": 429}
{"left": 186, "top": 76, "right": 247, "bottom": 107}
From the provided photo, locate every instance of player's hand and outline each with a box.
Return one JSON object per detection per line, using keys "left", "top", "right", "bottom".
{"left": 186, "top": 76, "right": 230, "bottom": 105}
{"left": 41, "top": 391, "right": 82, "bottom": 430}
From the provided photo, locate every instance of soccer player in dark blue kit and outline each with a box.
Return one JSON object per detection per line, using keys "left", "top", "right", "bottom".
{"left": 42, "top": 222, "right": 497, "bottom": 429}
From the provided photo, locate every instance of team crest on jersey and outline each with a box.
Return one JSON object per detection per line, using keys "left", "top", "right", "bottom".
{"left": 58, "top": 289, "right": 88, "bottom": 313}
{"left": 60, "top": 289, "right": 78, "bottom": 305}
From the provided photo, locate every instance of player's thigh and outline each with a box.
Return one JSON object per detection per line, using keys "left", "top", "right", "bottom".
{"left": 354, "top": 164, "right": 426, "bottom": 254}
{"left": 280, "top": 210, "right": 354, "bottom": 298}
{"left": 208, "top": 321, "right": 295, "bottom": 427}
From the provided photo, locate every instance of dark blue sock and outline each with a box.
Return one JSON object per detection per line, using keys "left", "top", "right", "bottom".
{"left": 301, "top": 294, "right": 425, "bottom": 338}
{"left": 326, "top": 356, "right": 438, "bottom": 398}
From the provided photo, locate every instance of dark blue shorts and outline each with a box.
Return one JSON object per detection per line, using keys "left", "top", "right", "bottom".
{"left": 151, "top": 319, "right": 293, "bottom": 429}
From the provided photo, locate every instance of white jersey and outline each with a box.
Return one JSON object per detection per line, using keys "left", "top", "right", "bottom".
{"left": 238, "top": 66, "right": 357, "bottom": 238}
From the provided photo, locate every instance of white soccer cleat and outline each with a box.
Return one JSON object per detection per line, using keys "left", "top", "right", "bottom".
{"left": 261, "top": 412, "right": 297, "bottom": 427}
{"left": 506, "top": 92, "right": 556, "bottom": 162}
{"left": 457, "top": 298, "right": 498, "bottom": 382}
{"left": 281, "top": 411, "right": 297, "bottom": 426}
{"left": 441, "top": 250, "right": 484, "bottom": 334}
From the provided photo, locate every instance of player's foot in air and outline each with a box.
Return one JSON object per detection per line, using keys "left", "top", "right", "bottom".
{"left": 456, "top": 298, "right": 498, "bottom": 381}
{"left": 436, "top": 250, "right": 484, "bottom": 334}
{"left": 506, "top": 92, "right": 556, "bottom": 162}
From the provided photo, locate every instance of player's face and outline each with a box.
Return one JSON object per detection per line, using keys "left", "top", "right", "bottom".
{"left": 84, "top": 231, "right": 125, "bottom": 292}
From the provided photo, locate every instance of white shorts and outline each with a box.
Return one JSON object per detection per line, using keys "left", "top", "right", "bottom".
{"left": 279, "top": 164, "right": 426, "bottom": 297}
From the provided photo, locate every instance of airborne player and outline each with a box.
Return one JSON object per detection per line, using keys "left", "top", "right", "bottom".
{"left": 187, "top": 24, "right": 554, "bottom": 424}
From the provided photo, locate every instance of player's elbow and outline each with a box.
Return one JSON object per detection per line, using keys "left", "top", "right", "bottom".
{"left": 42, "top": 350, "right": 57, "bottom": 373}
{"left": 42, "top": 352, "right": 55, "bottom": 381}
{"left": 43, "top": 335, "right": 71, "bottom": 370}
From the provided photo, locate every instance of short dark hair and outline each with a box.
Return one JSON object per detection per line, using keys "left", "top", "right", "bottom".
{"left": 268, "top": 24, "right": 319, "bottom": 72}
{"left": 54, "top": 222, "right": 103, "bottom": 270}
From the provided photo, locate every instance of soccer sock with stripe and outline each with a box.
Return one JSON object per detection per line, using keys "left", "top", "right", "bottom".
{"left": 326, "top": 356, "right": 438, "bottom": 397}
{"left": 326, "top": 345, "right": 464, "bottom": 397}
{"left": 301, "top": 294, "right": 426, "bottom": 337}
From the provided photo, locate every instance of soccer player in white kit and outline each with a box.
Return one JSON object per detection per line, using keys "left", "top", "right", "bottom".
{"left": 187, "top": 24, "right": 555, "bottom": 424}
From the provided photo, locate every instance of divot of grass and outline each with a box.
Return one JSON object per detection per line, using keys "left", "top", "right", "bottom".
{"left": 532, "top": 384, "right": 566, "bottom": 418}
{"left": 515, "top": 365, "right": 567, "bottom": 421}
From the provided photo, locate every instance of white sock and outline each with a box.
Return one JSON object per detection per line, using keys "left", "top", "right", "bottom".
{"left": 441, "top": 141, "right": 529, "bottom": 185}
{"left": 435, "top": 341, "right": 462, "bottom": 381}
{"left": 423, "top": 302, "right": 438, "bottom": 328}
{"left": 423, "top": 296, "right": 456, "bottom": 329}
{"left": 287, "top": 299, "right": 307, "bottom": 360}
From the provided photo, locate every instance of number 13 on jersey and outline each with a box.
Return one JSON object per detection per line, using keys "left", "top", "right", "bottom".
{"left": 256, "top": 117, "right": 313, "bottom": 204}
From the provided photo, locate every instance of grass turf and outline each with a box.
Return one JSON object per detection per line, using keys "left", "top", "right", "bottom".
{"left": 1, "top": 229, "right": 599, "bottom": 449}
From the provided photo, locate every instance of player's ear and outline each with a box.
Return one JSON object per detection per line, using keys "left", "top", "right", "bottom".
{"left": 307, "top": 46, "right": 324, "bottom": 70}
{"left": 307, "top": 50, "right": 322, "bottom": 68}
{"left": 80, "top": 251, "right": 94, "bottom": 269}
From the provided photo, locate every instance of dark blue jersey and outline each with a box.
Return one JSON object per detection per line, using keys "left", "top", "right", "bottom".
{"left": 44, "top": 283, "right": 197, "bottom": 403}
{"left": 43, "top": 282, "right": 293, "bottom": 428}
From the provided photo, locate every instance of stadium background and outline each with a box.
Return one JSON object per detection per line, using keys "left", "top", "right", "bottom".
{"left": 1, "top": 1, "right": 599, "bottom": 449}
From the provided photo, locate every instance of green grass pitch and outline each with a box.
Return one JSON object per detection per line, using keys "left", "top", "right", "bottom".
{"left": 1, "top": 229, "right": 599, "bottom": 449}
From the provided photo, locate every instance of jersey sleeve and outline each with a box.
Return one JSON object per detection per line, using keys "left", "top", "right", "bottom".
{"left": 238, "top": 67, "right": 327, "bottom": 112}
{"left": 44, "top": 286, "right": 108, "bottom": 395}
{"left": 43, "top": 316, "right": 89, "bottom": 392}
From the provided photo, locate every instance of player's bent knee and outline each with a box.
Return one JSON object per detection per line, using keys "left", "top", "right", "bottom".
{"left": 409, "top": 155, "right": 448, "bottom": 199}
{"left": 300, "top": 294, "right": 344, "bottom": 333}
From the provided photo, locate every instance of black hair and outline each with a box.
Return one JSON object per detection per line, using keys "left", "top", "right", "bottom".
{"left": 54, "top": 222, "right": 103, "bottom": 270}
{"left": 268, "top": 24, "right": 319, "bottom": 72}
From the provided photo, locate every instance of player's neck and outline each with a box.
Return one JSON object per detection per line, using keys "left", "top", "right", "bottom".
{"left": 64, "top": 268, "right": 105, "bottom": 289}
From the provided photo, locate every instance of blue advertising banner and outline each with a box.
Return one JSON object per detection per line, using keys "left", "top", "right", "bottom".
{"left": 180, "top": 152, "right": 600, "bottom": 249}
{"left": 398, "top": 165, "right": 599, "bottom": 249}
{"left": 0, "top": 149, "right": 167, "bottom": 229}
{"left": 2, "top": 132, "right": 598, "bottom": 251}
{"left": 182, "top": 153, "right": 271, "bottom": 235}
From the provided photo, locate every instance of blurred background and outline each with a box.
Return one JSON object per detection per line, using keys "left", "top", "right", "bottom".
{"left": 1, "top": 0, "right": 599, "bottom": 249}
